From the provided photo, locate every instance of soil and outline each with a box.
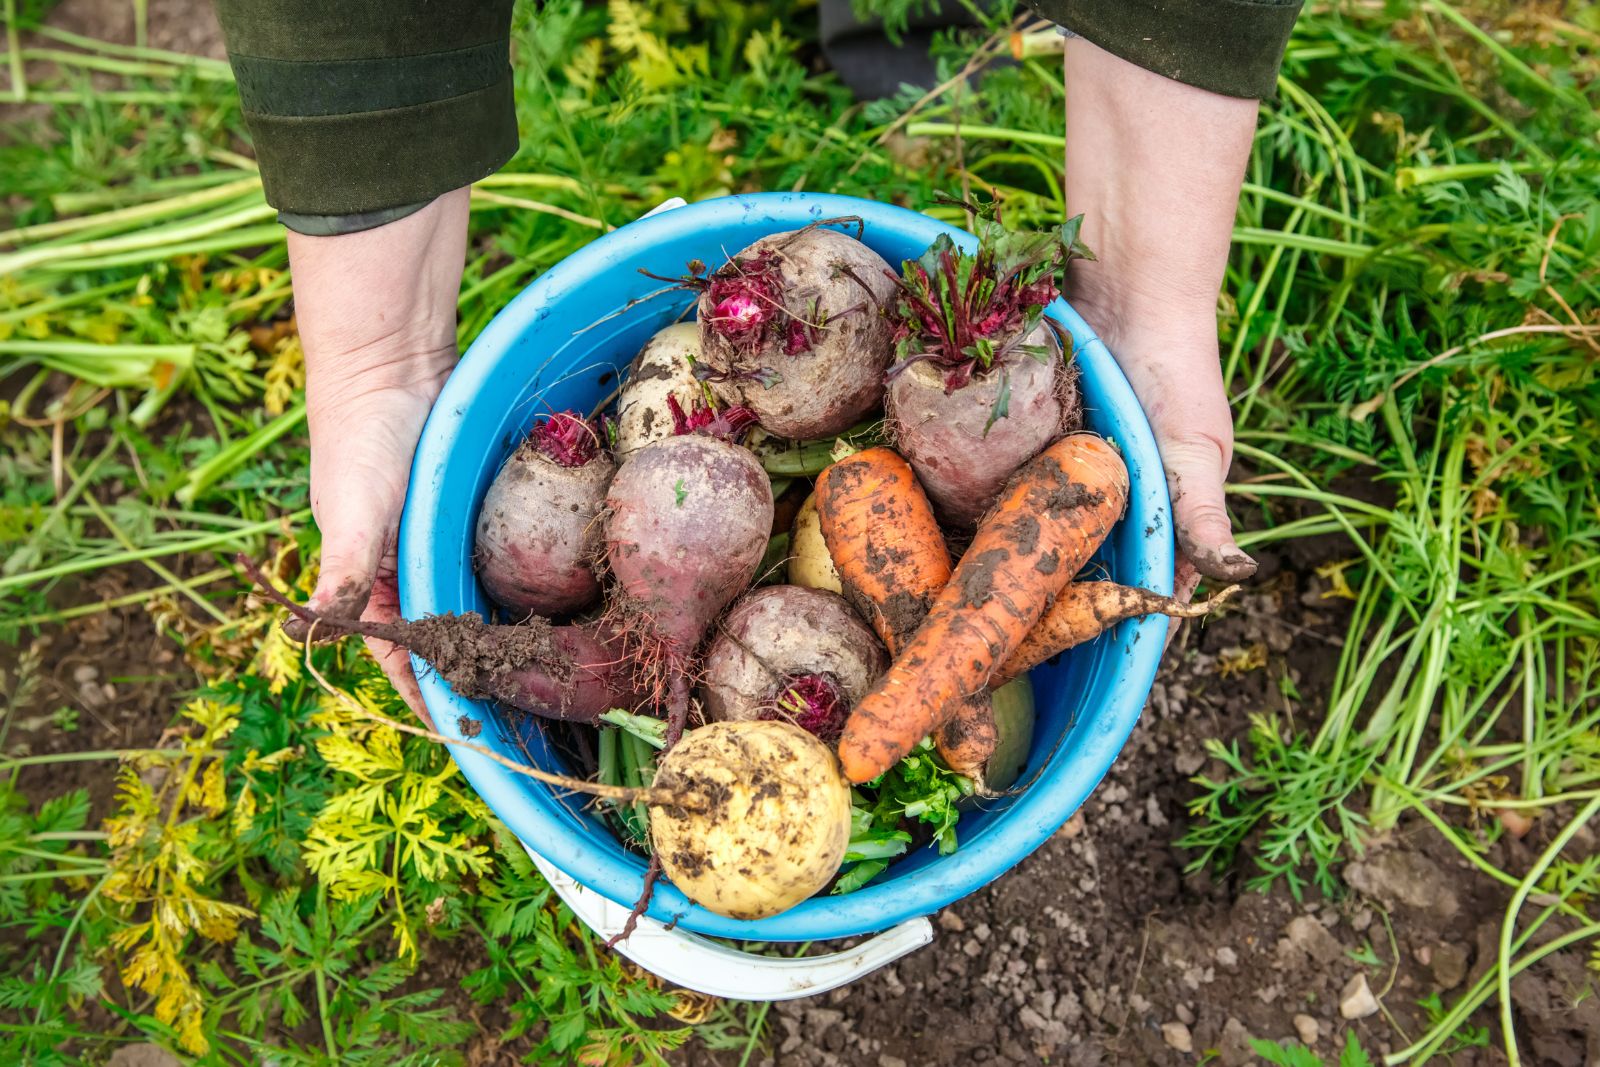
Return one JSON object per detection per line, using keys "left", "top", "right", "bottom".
{"left": 730, "top": 538, "right": 1600, "bottom": 1067}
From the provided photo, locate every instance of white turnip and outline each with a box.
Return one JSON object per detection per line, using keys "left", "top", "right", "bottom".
{"left": 651, "top": 719, "right": 852, "bottom": 919}
{"left": 694, "top": 223, "right": 896, "bottom": 439}
{"left": 786, "top": 492, "right": 842, "bottom": 593}
{"left": 476, "top": 411, "right": 615, "bottom": 616}
{"left": 701, "top": 585, "right": 886, "bottom": 742}
{"left": 614, "top": 323, "right": 707, "bottom": 461}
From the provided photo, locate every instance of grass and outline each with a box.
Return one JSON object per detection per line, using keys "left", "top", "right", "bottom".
{"left": 1, "top": 0, "right": 1598, "bottom": 1063}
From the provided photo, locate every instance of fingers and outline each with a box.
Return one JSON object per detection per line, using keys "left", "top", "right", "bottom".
{"left": 362, "top": 570, "right": 434, "bottom": 729}
{"left": 282, "top": 452, "right": 395, "bottom": 642}
{"left": 1160, "top": 555, "right": 1204, "bottom": 654}
{"left": 1161, "top": 432, "right": 1258, "bottom": 584}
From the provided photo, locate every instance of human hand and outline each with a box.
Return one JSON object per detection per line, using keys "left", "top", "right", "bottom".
{"left": 283, "top": 189, "right": 471, "bottom": 722}
{"left": 1061, "top": 37, "right": 1260, "bottom": 602}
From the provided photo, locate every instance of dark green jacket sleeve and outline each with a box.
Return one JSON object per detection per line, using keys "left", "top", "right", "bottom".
{"left": 212, "top": 0, "right": 518, "bottom": 221}
{"left": 1027, "top": 0, "right": 1302, "bottom": 100}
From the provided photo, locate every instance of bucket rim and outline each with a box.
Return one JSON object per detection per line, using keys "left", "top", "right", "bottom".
{"left": 399, "top": 191, "right": 1173, "bottom": 941}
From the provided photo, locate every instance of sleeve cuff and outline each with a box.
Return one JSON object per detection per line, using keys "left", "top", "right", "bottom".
{"left": 1027, "top": 0, "right": 1304, "bottom": 100}
{"left": 244, "top": 76, "right": 518, "bottom": 216}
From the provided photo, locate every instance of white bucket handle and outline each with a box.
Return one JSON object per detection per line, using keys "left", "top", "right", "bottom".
{"left": 523, "top": 845, "right": 932, "bottom": 1001}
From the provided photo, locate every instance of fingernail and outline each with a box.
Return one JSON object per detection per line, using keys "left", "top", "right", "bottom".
{"left": 1221, "top": 545, "right": 1259, "bottom": 579}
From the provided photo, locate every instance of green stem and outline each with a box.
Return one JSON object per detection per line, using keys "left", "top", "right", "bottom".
{"left": 1496, "top": 795, "right": 1600, "bottom": 1065}
{"left": 175, "top": 399, "right": 307, "bottom": 505}
{"left": 3, "top": 0, "right": 24, "bottom": 103}
{"left": 0, "top": 202, "right": 275, "bottom": 276}
{"left": 0, "top": 178, "right": 262, "bottom": 246}
{"left": 0, "top": 509, "right": 306, "bottom": 593}
{"left": 1, "top": 748, "right": 180, "bottom": 769}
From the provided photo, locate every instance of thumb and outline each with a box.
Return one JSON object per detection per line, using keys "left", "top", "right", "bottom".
{"left": 283, "top": 469, "right": 396, "bottom": 642}
{"left": 1163, "top": 434, "right": 1257, "bottom": 584}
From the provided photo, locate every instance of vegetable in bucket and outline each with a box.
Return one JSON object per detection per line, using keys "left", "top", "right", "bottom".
{"left": 270, "top": 209, "right": 1237, "bottom": 926}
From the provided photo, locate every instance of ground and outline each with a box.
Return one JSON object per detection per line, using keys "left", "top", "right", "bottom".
{"left": 5, "top": 0, "right": 1598, "bottom": 1064}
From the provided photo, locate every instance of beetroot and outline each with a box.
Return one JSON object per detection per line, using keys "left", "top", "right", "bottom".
{"left": 887, "top": 323, "right": 1076, "bottom": 528}
{"left": 694, "top": 223, "right": 897, "bottom": 438}
{"left": 604, "top": 433, "right": 774, "bottom": 740}
{"left": 884, "top": 220, "right": 1090, "bottom": 527}
{"left": 475, "top": 411, "right": 615, "bottom": 616}
{"left": 242, "top": 557, "right": 641, "bottom": 722}
{"left": 701, "top": 586, "right": 887, "bottom": 744}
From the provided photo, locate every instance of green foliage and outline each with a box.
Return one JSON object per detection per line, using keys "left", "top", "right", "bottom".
{"left": 860, "top": 737, "right": 974, "bottom": 857}
{"left": 1251, "top": 1032, "right": 1372, "bottom": 1067}
{"left": 5, "top": 0, "right": 1600, "bottom": 1062}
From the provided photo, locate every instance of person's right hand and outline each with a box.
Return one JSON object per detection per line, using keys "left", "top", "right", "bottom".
{"left": 282, "top": 189, "right": 471, "bottom": 724}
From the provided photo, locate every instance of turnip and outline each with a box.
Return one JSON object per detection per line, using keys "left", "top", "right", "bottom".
{"left": 701, "top": 585, "right": 887, "bottom": 742}
{"left": 884, "top": 219, "right": 1092, "bottom": 528}
{"left": 786, "top": 492, "right": 842, "bottom": 593}
{"left": 613, "top": 323, "right": 706, "bottom": 461}
{"left": 604, "top": 432, "right": 774, "bottom": 742}
{"left": 476, "top": 411, "right": 614, "bottom": 616}
{"left": 651, "top": 719, "right": 852, "bottom": 919}
{"left": 692, "top": 222, "right": 897, "bottom": 439}
{"left": 242, "top": 556, "right": 642, "bottom": 722}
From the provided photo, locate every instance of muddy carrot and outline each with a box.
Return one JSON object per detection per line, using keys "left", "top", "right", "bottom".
{"left": 993, "top": 581, "right": 1239, "bottom": 684}
{"left": 814, "top": 447, "right": 951, "bottom": 656}
{"left": 813, "top": 448, "right": 999, "bottom": 773}
{"left": 837, "top": 434, "right": 1130, "bottom": 783}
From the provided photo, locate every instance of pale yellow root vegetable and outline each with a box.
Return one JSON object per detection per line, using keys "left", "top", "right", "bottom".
{"left": 787, "top": 492, "right": 843, "bottom": 593}
{"left": 651, "top": 720, "right": 853, "bottom": 919}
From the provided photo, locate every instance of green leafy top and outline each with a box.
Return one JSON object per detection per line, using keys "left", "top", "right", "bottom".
{"left": 888, "top": 215, "right": 1094, "bottom": 392}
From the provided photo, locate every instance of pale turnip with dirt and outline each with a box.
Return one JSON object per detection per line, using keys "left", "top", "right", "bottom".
{"left": 614, "top": 323, "right": 708, "bottom": 461}
{"left": 786, "top": 491, "right": 842, "bottom": 593}
{"left": 701, "top": 585, "right": 886, "bottom": 741}
{"left": 476, "top": 412, "right": 615, "bottom": 616}
{"left": 651, "top": 719, "right": 853, "bottom": 919}
{"left": 696, "top": 225, "right": 896, "bottom": 438}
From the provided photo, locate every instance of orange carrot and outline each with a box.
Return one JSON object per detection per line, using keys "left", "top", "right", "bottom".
{"left": 814, "top": 447, "right": 951, "bottom": 657}
{"left": 838, "top": 434, "right": 1129, "bottom": 783}
{"left": 934, "top": 693, "right": 998, "bottom": 778}
{"left": 994, "top": 581, "right": 1238, "bottom": 684}
{"left": 814, "top": 449, "right": 998, "bottom": 774}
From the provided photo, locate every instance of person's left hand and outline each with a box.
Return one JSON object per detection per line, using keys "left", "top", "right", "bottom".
{"left": 1061, "top": 36, "right": 1262, "bottom": 606}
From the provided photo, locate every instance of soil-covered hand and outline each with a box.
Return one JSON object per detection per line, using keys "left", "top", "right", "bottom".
{"left": 1062, "top": 37, "right": 1261, "bottom": 601}
{"left": 283, "top": 189, "right": 471, "bottom": 722}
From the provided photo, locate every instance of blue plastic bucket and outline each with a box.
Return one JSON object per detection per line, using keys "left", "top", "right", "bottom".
{"left": 399, "top": 192, "right": 1173, "bottom": 941}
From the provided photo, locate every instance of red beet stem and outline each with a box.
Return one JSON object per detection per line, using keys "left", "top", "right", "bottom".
{"left": 666, "top": 393, "right": 759, "bottom": 442}
{"left": 759, "top": 673, "right": 848, "bottom": 744}
{"left": 529, "top": 411, "right": 602, "bottom": 467}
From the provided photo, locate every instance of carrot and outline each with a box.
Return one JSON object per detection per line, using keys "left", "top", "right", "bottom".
{"left": 814, "top": 448, "right": 1002, "bottom": 775}
{"left": 933, "top": 693, "right": 998, "bottom": 778}
{"left": 814, "top": 447, "right": 951, "bottom": 657}
{"left": 837, "top": 433, "right": 1129, "bottom": 783}
{"left": 994, "top": 581, "right": 1239, "bottom": 684}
